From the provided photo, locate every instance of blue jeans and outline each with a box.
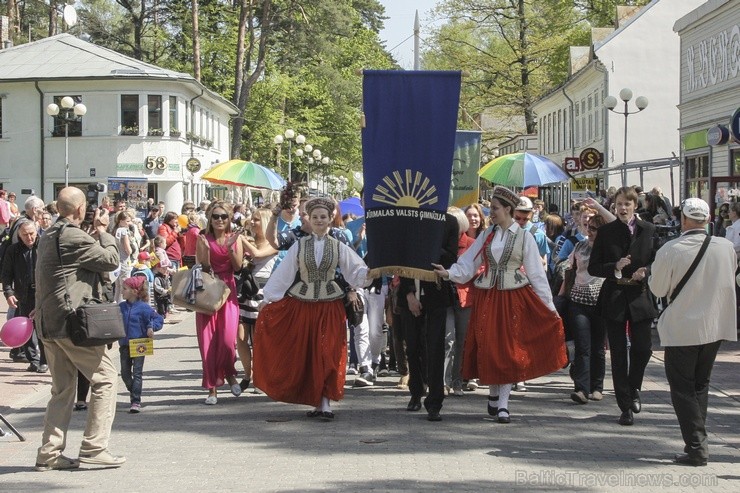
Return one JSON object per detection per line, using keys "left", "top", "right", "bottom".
{"left": 444, "top": 304, "right": 471, "bottom": 389}
{"left": 119, "top": 346, "right": 146, "bottom": 404}
{"left": 567, "top": 301, "right": 606, "bottom": 394}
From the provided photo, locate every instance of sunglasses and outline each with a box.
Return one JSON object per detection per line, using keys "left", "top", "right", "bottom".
{"left": 211, "top": 213, "right": 229, "bottom": 221}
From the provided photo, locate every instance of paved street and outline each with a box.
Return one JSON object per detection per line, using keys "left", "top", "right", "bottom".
{"left": 1, "top": 296, "right": 739, "bottom": 492}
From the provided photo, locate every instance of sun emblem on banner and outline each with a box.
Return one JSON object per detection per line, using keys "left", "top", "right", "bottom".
{"left": 372, "top": 170, "right": 438, "bottom": 208}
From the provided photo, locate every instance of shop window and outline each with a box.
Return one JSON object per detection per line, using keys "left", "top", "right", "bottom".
{"left": 51, "top": 95, "right": 83, "bottom": 137}
{"left": 732, "top": 149, "right": 740, "bottom": 176}
{"left": 685, "top": 154, "right": 709, "bottom": 202}
{"left": 148, "top": 95, "right": 162, "bottom": 134}
{"left": 121, "top": 95, "right": 139, "bottom": 135}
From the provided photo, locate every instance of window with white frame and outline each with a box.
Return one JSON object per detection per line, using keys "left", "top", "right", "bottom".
{"left": 148, "top": 95, "right": 162, "bottom": 133}
{"left": 169, "top": 96, "right": 178, "bottom": 133}
{"left": 574, "top": 103, "right": 580, "bottom": 146}
{"left": 563, "top": 109, "right": 569, "bottom": 150}
{"left": 581, "top": 100, "right": 586, "bottom": 146}
{"left": 121, "top": 94, "right": 139, "bottom": 134}
{"left": 51, "top": 95, "right": 84, "bottom": 137}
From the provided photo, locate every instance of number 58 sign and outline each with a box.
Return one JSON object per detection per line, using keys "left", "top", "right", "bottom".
{"left": 145, "top": 156, "right": 168, "bottom": 170}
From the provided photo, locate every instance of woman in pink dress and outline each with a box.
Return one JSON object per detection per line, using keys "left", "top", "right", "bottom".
{"left": 195, "top": 202, "right": 243, "bottom": 405}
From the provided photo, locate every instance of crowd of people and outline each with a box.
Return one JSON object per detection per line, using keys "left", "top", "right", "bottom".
{"left": 1, "top": 181, "right": 737, "bottom": 471}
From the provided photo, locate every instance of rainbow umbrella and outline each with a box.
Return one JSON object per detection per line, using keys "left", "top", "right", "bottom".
{"left": 478, "top": 152, "right": 570, "bottom": 187}
{"left": 202, "top": 159, "right": 286, "bottom": 190}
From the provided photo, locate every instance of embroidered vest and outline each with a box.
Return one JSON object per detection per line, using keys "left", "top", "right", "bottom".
{"left": 287, "top": 235, "right": 344, "bottom": 301}
{"left": 473, "top": 227, "right": 531, "bottom": 290}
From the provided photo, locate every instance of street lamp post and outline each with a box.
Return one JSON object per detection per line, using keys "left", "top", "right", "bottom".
{"left": 604, "top": 88, "right": 648, "bottom": 187}
{"left": 46, "top": 96, "right": 87, "bottom": 187}
{"left": 274, "top": 129, "right": 305, "bottom": 182}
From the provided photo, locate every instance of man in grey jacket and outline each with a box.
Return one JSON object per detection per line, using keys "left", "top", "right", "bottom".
{"left": 649, "top": 198, "right": 737, "bottom": 467}
{"left": 33, "top": 187, "right": 124, "bottom": 471}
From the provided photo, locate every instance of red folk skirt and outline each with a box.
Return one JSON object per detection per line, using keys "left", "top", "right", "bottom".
{"left": 462, "top": 285, "right": 567, "bottom": 385}
{"left": 253, "top": 297, "right": 347, "bottom": 407}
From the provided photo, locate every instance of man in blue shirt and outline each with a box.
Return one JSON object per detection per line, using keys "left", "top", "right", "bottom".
{"left": 513, "top": 197, "right": 550, "bottom": 267}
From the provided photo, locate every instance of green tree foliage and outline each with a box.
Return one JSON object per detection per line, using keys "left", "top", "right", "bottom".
{"left": 425, "top": 0, "right": 590, "bottom": 145}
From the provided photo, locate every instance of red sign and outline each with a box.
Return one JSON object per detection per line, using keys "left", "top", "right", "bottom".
{"left": 564, "top": 157, "right": 581, "bottom": 172}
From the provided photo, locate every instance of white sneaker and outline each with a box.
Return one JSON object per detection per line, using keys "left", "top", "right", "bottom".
{"left": 466, "top": 379, "right": 479, "bottom": 391}
{"left": 514, "top": 382, "right": 527, "bottom": 392}
{"left": 204, "top": 395, "right": 217, "bottom": 405}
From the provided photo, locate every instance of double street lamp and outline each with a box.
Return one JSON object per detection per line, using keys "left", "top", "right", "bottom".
{"left": 274, "top": 129, "right": 305, "bottom": 182}
{"left": 47, "top": 96, "right": 87, "bottom": 187}
{"left": 604, "top": 88, "right": 648, "bottom": 187}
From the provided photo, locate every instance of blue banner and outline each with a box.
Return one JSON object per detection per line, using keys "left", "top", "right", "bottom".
{"left": 362, "top": 70, "right": 461, "bottom": 280}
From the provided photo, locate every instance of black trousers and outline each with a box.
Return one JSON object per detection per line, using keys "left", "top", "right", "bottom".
{"left": 604, "top": 317, "right": 653, "bottom": 412}
{"left": 400, "top": 304, "right": 446, "bottom": 413}
{"left": 664, "top": 341, "right": 721, "bottom": 460}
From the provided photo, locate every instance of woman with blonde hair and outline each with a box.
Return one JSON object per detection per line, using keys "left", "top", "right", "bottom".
{"left": 464, "top": 203, "right": 487, "bottom": 239}
{"left": 195, "top": 202, "right": 244, "bottom": 405}
{"left": 114, "top": 210, "right": 133, "bottom": 303}
{"left": 236, "top": 208, "right": 278, "bottom": 391}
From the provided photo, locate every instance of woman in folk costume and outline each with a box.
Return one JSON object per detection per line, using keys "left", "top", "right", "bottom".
{"left": 432, "top": 185, "right": 566, "bottom": 423}
{"left": 254, "top": 197, "right": 371, "bottom": 420}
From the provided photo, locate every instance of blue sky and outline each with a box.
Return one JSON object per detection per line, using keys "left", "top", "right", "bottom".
{"left": 378, "top": 0, "right": 441, "bottom": 69}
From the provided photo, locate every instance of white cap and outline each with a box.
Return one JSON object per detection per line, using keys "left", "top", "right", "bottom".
{"left": 515, "top": 196, "right": 533, "bottom": 212}
{"left": 681, "top": 198, "right": 710, "bottom": 221}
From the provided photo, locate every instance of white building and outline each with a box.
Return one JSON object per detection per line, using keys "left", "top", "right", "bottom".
{"left": 531, "top": 0, "right": 703, "bottom": 206}
{"left": 0, "top": 33, "right": 238, "bottom": 212}
{"left": 674, "top": 0, "right": 740, "bottom": 215}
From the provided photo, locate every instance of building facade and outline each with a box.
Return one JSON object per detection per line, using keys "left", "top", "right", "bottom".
{"left": 0, "top": 34, "right": 237, "bottom": 213}
{"left": 674, "top": 0, "right": 740, "bottom": 217}
{"left": 530, "top": 0, "right": 703, "bottom": 207}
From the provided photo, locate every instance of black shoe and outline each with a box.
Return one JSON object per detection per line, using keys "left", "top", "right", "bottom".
{"left": 631, "top": 389, "right": 641, "bottom": 413}
{"left": 427, "top": 410, "right": 442, "bottom": 421}
{"left": 319, "top": 411, "right": 335, "bottom": 421}
{"left": 26, "top": 364, "right": 40, "bottom": 373}
{"left": 497, "top": 408, "right": 511, "bottom": 424}
{"left": 239, "top": 378, "right": 250, "bottom": 392}
{"left": 406, "top": 396, "right": 422, "bottom": 412}
{"left": 73, "top": 403, "right": 88, "bottom": 411}
{"left": 673, "top": 453, "right": 707, "bottom": 467}
{"left": 618, "top": 409, "right": 634, "bottom": 426}
{"left": 306, "top": 410, "right": 321, "bottom": 418}
{"left": 487, "top": 396, "right": 499, "bottom": 417}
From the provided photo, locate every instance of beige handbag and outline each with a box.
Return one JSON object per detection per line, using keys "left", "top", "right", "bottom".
{"left": 171, "top": 265, "right": 230, "bottom": 315}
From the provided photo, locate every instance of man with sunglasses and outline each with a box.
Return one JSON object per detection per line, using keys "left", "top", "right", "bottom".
{"left": 649, "top": 198, "right": 736, "bottom": 466}
{"left": 588, "top": 186, "right": 657, "bottom": 426}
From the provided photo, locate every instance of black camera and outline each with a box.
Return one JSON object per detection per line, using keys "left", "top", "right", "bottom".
{"left": 84, "top": 183, "right": 107, "bottom": 224}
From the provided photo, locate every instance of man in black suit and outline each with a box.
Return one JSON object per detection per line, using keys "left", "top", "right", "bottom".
{"left": 588, "top": 186, "right": 657, "bottom": 426}
{"left": 398, "top": 213, "right": 459, "bottom": 422}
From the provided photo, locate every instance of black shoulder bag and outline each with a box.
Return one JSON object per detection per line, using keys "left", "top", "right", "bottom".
{"left": 56, "top": 224, "right": 126, "bottom": 346}
{"left": 666, "top": 234, "right": 711, "bottom": 306}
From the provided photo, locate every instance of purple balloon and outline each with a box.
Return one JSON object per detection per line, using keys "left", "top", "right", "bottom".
{"left": 0, "top": 317, "right": 34, "bottom": 348}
